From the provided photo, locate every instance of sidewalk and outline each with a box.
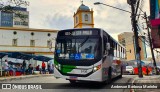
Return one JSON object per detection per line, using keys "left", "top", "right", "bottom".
{"left": 131, "top": 75, "right": 160, "bottom": 92}
{"left": 0, "top": 74, "right": 54, "bottom": 82}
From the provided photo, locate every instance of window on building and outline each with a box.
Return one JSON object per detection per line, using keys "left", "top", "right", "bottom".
{"left": 121, "top": 38, "right": 126, "bottom": 46}
{"left": 13, "top": 31, "right": 17, "bottom": 35}
{"left": 47, "top": 40, "right": 51, "bottom": 47}
{"left": 76, "top": 16, "right": 78, "bottom": 23}
{"left": 30, "top": 40, "right": 35, "bottom": 47}
{"left": 15, "top": 14, "right": 28, "bottom": 19}
{"left": 48, "top": 33, "right": 51, "bottom": 37}
{"left": 85, "top": 14, "right": 88, "bottom": 21}
{"left": 12, "top": 39, "right": 17, "bottom": 46}
{"left": 14, "top": 21, "right": 20, "bottom": 25}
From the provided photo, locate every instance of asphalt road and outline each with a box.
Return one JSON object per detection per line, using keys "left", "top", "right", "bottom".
{"left": 0, "top": 75, "right": 137, "bottom": 92}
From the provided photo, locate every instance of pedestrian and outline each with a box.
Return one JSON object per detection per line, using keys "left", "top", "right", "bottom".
{"left": 50, "top": 64, "right": 54, "bottom": 74}
{"left": 42, "top": 61, "right": 46, "bottom": 74}
{"left": 22, "top": 60, "right": 26, "bottom": 75}
{"left": 9, "top": 63, "right": 16, "bottom": 76}
{"left": 4, "top": 60, "right": 10, "bottom": 77}
{"left": 17, "top": 64, "right": 23, "bottom": 73}
{"left": 48, "top": 64, "right": 50, "bottom": 73}
{"left": 28, "top": 64, "right": 33, "bottom": 74}
{"left": 146, "top": 66, "right": 149, "bottom": 76}
{"left": 36, "top": 65, "right": 40, "bottom": 71}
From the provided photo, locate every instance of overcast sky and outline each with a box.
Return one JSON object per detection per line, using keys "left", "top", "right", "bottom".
{"left": 24, "top": 0, "right": 153, "bottom": 58}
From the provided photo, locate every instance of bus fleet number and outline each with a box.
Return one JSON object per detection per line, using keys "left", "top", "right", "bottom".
{"left": 81, "top": 70, "right": 87, "bottom": 73}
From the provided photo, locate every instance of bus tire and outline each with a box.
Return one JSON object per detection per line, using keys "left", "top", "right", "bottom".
{"left": 102, "top": 67, "right": 112, "bottom": 85}
{"left": 69, "top": 80, "right": 76, "bottom": 84}
{"left": 119, "top": 66, "right": 123, "bottom": 78}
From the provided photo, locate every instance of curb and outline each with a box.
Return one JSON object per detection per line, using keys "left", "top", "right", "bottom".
{"left": 0, "top": 74, "right": 54, "bottom": 82}
{"left": 130, "top": 75, "right": 160, "bottom": 92}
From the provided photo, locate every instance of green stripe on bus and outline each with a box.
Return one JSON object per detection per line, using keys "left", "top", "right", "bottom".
{"left": 54, "top": 60, "right": 58, "bottom": 65}
{"left": 63, "top": 65, "right": 76, "bottom": 68}
{"left": 62, "top": 65, "right": 76, "bottom": 73}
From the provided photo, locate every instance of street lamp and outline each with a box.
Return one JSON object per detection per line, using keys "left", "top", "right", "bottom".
{"left": 94, "top": 2, "right": 132, "bottom": 14}
{"left": 94, "top": 2, "right": 101, "bottom": 5}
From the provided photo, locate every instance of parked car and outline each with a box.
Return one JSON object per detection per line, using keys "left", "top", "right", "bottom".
{"left": 125, "top": 66, "right": 134, "bottom": 75}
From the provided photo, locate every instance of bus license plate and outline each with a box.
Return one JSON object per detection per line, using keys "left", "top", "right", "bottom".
{"left": 69, "top": 76, "right": 77, "bottom": 80}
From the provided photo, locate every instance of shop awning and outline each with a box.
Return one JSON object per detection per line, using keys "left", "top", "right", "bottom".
{"left": 8, "top": 52, "right": 35, "bottom": 60}
{"left": 33, "top": 56, "right": 53, "bottom": 62}
{"left": 0, "top": 52, "right": 9, "bottom": 58}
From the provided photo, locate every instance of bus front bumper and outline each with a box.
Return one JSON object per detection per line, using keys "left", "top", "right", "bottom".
{"left": 54, "top": 67, "right": 103, "bottom": 82}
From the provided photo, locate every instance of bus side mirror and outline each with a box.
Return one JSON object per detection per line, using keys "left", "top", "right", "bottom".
{"left": 106, "top": 43, "right": 110, "bottom": 50}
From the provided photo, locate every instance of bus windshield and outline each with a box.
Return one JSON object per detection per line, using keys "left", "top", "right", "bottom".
{"left": 55, "top": 37, "right": 100, "bottom": 60}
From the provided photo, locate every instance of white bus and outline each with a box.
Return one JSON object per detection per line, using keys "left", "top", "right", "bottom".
{"left": 54, "top": 28, "right": 126, "bottom": 84}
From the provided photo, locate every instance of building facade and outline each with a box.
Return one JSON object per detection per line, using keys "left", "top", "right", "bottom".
{"left": 118, "top": 32, "right": 147, "bottom": 60}
{"left": 73, "top": 3, "right": 94, "bottom": 28}
{"left": 0, "top": 11, "right": 13, "bottom": 27}
{"left": 0, "top": 27, "right": 58, "bottom": 58}
{"left": 12, "top": 7, "right": 29, "bottom": 28}
{"left": 0, "top": 7, "right": 29, "bottom": 28}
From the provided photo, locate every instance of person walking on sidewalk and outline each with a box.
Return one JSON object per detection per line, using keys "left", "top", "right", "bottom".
{"left": 22, "top": 60, "right": 26, "bottom": 75}
{"left": 42, "top": 61, "right": 46, "bottom": 74}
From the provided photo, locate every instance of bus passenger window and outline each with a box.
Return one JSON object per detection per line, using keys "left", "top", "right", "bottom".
{"left": 114, "top": 43, "right": 117, "bottom": 57}
{"left": 108, "top": 40, "right": 114, "bottom": 56}
{"left": 103, "top": 36, "right": 107, "bottom": 54}
{"left": 121, "top": 47, "right": 123, "bottom": 58}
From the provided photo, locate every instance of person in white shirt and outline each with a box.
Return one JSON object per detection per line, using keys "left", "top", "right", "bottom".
{"left": 4, "top": 60, "right": 10, "bottom": 77}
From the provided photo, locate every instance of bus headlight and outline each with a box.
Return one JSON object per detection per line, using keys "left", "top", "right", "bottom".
{"left": 55, "top": 64, "right": 61, "bottom": 70}
{"left": 93, "top": 64, "right": 101, "bottom": 72}
{"left": 55, "top": 65, "right": 59, "bottom": 69}
{"left": 58, "top": 64, "right": 61, "bottom": 70}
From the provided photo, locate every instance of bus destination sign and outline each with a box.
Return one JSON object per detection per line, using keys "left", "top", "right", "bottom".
{"left": 65, "top": 30, "right": 93, "bottom": 36}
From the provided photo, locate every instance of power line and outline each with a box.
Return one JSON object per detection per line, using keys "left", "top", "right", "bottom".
{"left": 137, "top": 0, "right": 144, "bottom": 21}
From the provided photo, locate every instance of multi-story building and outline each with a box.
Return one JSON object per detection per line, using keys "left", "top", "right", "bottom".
{"left": 118, "top": 32, "right": 147, "bottom": 60}
{"left": 12, "top": 7, "right": 29, "bottom": 28}
{"left": 0, "top": 7, "right": 29, "bottom": 28}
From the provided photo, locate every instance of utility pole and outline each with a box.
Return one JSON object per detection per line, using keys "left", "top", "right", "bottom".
{"left": 144, "top": 12, "right": 158, "bottom": 75}
{"left": 128, "top": 0, "right": 143, "bottom": 77}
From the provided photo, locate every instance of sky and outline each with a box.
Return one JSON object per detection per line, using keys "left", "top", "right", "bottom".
{"left": 22, "top": 0, "right": 153, "bottom": 58}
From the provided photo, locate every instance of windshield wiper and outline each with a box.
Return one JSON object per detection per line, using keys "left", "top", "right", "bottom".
{"left": 78, "top": 36, "right": 89, "bottom": 51}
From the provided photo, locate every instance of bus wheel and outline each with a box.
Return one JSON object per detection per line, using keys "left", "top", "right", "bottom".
{"left": 108, "top": 67, "right": 112, "bottom": 83}
{"left": 102, "top": 67, "right": 112, "bottom": 85}
{"left": 69, "top": 80, "right": 76, "bottom": 84}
